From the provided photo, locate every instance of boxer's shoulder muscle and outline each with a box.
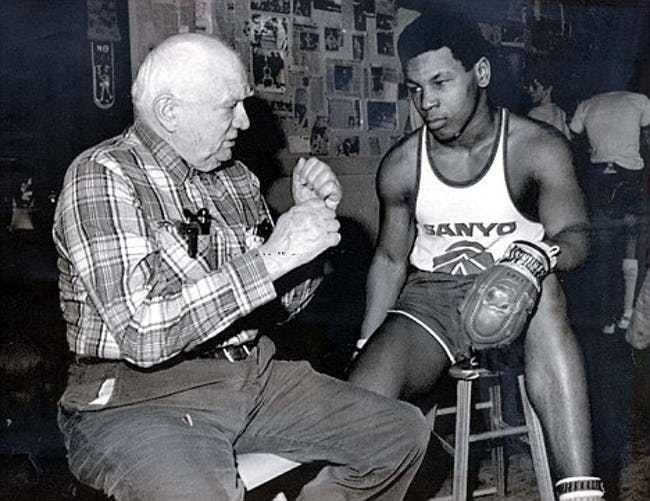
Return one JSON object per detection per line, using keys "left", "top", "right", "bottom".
{"left": 377, "top": 131, "right": 419, "bottom": 204}
{"left": 506, "top": 113, "right": 572, "bottom": 185}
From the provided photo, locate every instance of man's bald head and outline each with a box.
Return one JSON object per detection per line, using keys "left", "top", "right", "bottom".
{"left": 130, "top": 33, "right": 252, "bottom": 170}
{"left": 132, "top": 33, "right": 246, "bottom": 118}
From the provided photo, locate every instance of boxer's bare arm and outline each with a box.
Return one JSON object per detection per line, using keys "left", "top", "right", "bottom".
{"left": 522, "top": 126, "right": 590, "bottom": 271}
{"left": 360, "top": 140, "right": 418, "bottom": 339}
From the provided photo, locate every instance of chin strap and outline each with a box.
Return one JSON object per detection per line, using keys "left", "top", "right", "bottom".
{"left": 555, "top": 476, "right": 605, "bottom": 500}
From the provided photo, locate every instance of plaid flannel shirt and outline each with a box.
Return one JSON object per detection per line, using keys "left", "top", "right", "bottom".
{"left": 53, "top": 120, "right": 320, "bottom": 368}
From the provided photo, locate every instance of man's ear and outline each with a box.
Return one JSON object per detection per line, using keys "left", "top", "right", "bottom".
{"left": 152, "top": 94, "right": 177, "bottom": 133}
{"left": 475, "top": 57, "right": 491, "bottom": 88}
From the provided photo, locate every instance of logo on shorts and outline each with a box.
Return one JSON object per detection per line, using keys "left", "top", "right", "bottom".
{"left": 431, "top": 241, "right": 495, "bottom": 275}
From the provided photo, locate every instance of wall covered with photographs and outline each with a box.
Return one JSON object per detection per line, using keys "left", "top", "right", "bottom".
{"left": 215, "top": 0, "right": 414, "bottom": 163}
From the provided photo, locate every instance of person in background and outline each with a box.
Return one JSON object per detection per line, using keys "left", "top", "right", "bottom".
{"left": 525, "top": 70, "right": 572, "bottom": 140}
{"left": 53, "top": 33, "right": 429, "bottom": 501}
{"left": 570, "top": 90, "right": 650, "bottom": 334}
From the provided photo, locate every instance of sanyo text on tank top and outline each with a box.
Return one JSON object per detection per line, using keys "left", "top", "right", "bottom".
{"left": 409, "top": 108, "right": 545, "bottom": 275}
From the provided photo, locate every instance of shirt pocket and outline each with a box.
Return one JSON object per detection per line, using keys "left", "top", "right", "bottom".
{"left": 212, "top": 222, "right": 248, "bottom": 270}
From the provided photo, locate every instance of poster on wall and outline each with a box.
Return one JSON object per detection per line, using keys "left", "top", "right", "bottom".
{"left": 251, "top": 48, "right": 288, "bottom": 93}
{"left": 353, "top": 35, "right": 365, "bottom": 60}
{"left": 246, "top": 14, "right": 289, "bottom": 93}
{"left": 328, "top": 98, "right": 362, "bottom": 129}
{"left": 334, "top": 135, "right": 361, "bottom": 156}
{"left": 246, "top": 14, "right": 289, "bottom": 51}
{"left": 294, "top": 0, "right": 312, "bottom": 19}
{"left": 324, "top": 27, "right": 344, "bottom": 52}
{"left": 314, "top": 0, "right": 342, "bottom": 13}
{"left": 376, "top": 31, "right": 395, "bottom": 56}
{"left": 353, "top": 2, "right": 367, "bottom": 31}
{"left": 310, "top": 116, "right": 330, "bottom": 155}
{"left": 367, "top": 100, "right": 397, "bottom": 130}
{"left": 250, "top": 0, "right": 290, "bottom": 14}
{"left": 327, "top": 62, "right": 362, "bottom": 97}
{"left": 87, "top": 0, "right": 120, "bottom": 110}
{"left": 292, "top": 23, "right": 321, "bottom": 72}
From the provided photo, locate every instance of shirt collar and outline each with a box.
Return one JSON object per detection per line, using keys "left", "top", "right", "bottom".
{"left": 133, "top": 119, "right": 191, "bottom": 186}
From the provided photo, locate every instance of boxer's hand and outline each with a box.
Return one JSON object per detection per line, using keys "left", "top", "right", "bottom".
{"left": 259, "top": 199, "right": 341, "bottom": 280}
{"left": 292, "top": 157, "right": 342, "bottom": 211}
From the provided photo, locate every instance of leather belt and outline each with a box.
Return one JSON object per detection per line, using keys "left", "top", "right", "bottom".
{"left": 75, "top": 341, "right": 257, "bottom": 365}
{"left": 197, "top": 341, "right": 256, "bottom": 362}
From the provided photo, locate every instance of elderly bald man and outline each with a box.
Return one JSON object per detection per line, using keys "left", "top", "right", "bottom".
{"left": 54, "top": 33, "right": 428, "bottom": 501}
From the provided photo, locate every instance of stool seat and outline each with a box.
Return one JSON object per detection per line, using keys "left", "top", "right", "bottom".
{"left": 447, "top": 358, "right": 494, "bottom": 381}
{"left": 429, "top": 359, "right": 554, "bottom": 501}
{"left": 237, "top": 453, "right": 301, "bottom": 491}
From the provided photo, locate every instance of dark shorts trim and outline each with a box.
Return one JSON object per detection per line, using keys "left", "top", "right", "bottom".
{"left": 390, "top": 270, "right": 476, "bottom": 362}
{"left": 387, "top": 309, "right": 457, "bottom": 363}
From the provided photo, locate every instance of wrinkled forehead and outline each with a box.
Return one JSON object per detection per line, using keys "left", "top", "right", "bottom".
{"left": 213, "top": 75, "right": 252, "bottom": 106}
{"left": 189, "top": 53, "right": 252, "bottom": 104}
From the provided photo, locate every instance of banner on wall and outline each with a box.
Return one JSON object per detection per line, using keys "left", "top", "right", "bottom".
{"left": 87, "top": 0, "right": 120, "bottom": 110}
{"left": 91, "top": 41, "right": 116, "bottom": 109}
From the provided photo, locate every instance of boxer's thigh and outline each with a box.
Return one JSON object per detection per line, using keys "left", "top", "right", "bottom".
{"left": 58, "top": 404, "right": 243, "bottom": 501}
{"left": 349, "top": 314, "right": 451, "bottom": 400}
{"left": 525, "top": 274, "right": 578, "bottom": 360}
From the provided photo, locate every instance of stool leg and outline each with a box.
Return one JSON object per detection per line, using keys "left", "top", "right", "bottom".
{"left": 453, "top": 380, "right": 472, "bottom": 501}
{"left": 518, "top": 375, "right": 555, "bottom": 501}
{"left": 489, "top": 379, "right": 506, "bottom": 497}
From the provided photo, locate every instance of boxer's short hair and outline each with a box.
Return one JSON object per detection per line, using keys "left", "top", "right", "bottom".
{"left": 397, "top": 12, "right": 491, "bottom": 71}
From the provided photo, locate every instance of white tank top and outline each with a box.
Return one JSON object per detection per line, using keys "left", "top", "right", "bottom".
{"left": 410, "top": 108, "right": 545, "bottom": 275}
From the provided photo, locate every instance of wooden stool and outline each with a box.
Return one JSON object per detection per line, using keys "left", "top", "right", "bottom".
{"left": 429, "top": 358, "right": 555, "bottom": 501}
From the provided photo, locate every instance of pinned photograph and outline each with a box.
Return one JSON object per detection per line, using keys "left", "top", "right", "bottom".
{"left": 250, "top": 0, "right": 290, "bottom": 14}
{"left": 368, "top": 65, "right": 399, "bottom": 100}
{"left": 314, "top": 0, "right": 342, "bottom": 13}
{"left": 292, "top": 24, "right": 321, "bottom": 72}
{"left": 310, "top": 116, "right": 329, "bottom": 155}
{"left": 335, "top": 65, "right": 354, "bottom": 93}
{"left": 299, "top": 31, "right": 320, "bottom": 51}
{"left": 293, "top": 0, "right": 311, "bottom": 18}
{"left": 335, "top": 135, "right": 361, "bottom": 157}
{"left": 362, "top": 0, "right": 376, "bottom": 14}
{"left": 294, "top": 86, "right": 309, "bottom": 129}
{"left": 376, "top": 31, "right": 394, "bottom": 56}
{"left": 251, "top": 47, "right": 287, "bottom": 93}
{"left": 376, "top": 13, "right": 394, "bottom": 30}
{"left": 246, "top": 14, "right": 289, "bottom": 51}
{"left": 370, "top": 66, "right": 384, "bottom": 97}
{"left": 324, "top": 27, "right": 343, "bottom": 51}
{"left": 328, "top": 98, "right": 361, "bottom": 129}
{"left": 328, "top": 62, "right": 362, "bottom": 97}
{"left": 353, "top": 2, "right": 367, "bottom": 31}
{"left": 268, "top": 98, "right": 294, "bottom": 115}
{"left": 368, "top": 101, "right": 397, "bottom": 130}
{"left": 353, "top": 35, "right": 365, "bottom": 60}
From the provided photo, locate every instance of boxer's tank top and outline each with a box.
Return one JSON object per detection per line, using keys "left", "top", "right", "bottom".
{"left": 409, "top": 108, "right": 545, "bottom": 275}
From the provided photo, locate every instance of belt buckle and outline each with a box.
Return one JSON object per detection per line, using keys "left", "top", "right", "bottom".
{"left": 222, "top": 343, "right": 251, "bottom": 362}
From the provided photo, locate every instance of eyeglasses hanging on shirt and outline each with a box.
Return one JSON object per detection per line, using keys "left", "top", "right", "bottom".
{"left": 179, "top": 208, "right": 272, "bottom": 258}
{"left": 179, "top": 208, "right": 212, "bottom": 258}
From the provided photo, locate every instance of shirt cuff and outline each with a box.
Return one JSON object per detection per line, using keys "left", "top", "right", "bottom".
{"left": 223, "top": 249, "right": 277, "bottom": 314}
